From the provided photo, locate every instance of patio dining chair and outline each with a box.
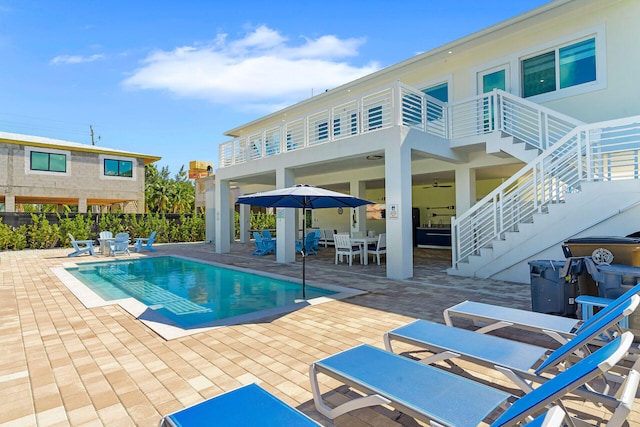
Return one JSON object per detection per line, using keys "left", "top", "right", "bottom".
{"left": 334, "top": 233, "right": 361, "bottom": 266}
{"left": 368, "top": 233, "right": 386, "bottom": 265}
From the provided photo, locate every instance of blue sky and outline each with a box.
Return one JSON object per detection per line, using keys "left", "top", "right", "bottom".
{"left": 0, "top": 0, "right": 551, "bottom": 177}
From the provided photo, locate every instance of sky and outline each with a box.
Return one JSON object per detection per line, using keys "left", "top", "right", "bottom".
{"left": 0, "top": 0, "right": 552, "bottom": 177}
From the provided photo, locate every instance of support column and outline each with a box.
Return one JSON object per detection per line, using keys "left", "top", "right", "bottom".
{"left": 239, "top": 203, "right": 251, "bottom": 243}
{"left": 276, "top": 168, "right": 296, "bottom": 264}
{"left": 5, "top": 194, "right": 15, "bottom": 212}
{"left": 215, "top": 178, "right": 231, "bottom": 253}
{"left": 350, "top": 180, "right": 367, "bottom": 236}
{"left": 205, "top": 189, "right": 215, "bottom": 244}
{"left": 384, "top": 145, "right": 413, "bottom": 279}
{"left": 78, "top": 197, "right": 87, "bottom": 214}
{"left": 455, "top": 167, "right": 476, "bottom": 215}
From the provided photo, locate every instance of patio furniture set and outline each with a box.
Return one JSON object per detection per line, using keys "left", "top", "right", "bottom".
{"left": 160, "top": 283, "right": 640, "bottom": 426}
{"left": 251, "top": 229, "right": 387, "bottom": 266}
{"left": 67, "top": 230, "right": 157, "bottom": 257}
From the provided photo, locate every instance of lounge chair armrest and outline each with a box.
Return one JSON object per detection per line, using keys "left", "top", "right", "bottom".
{"left": 575, "top": 295, "right": 613, "bottom": 308}
{"left": 309, "top": 363, "right": 391, "bottom": 420}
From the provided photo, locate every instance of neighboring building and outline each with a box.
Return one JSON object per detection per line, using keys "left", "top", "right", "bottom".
{"left": 214, "top": 0, "right": 640, "bottom": 283}
{"left": 0, "top": 132, "right": 160, "bottom": 213}
{"left": 190, "top": 160, "right": 215, "bottom": 213}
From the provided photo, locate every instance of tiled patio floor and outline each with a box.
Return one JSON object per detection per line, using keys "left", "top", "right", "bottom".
{"left": 1, "top": 242, "right": 638, "bottom": 426}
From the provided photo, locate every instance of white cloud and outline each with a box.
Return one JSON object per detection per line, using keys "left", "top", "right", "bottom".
{"left": 122, "top": 25, "right": 380, "bottom": 112}
{"left": 50, "top": 54, "right": 105, "bottom": 65}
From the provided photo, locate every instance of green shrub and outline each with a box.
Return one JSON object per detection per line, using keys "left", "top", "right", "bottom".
{"left": 1, "top": 212, "right": 205, "bottom": 250}
{"left": 58, "top": 213, "right": 93, "bottom": 244}
{"left": 26, "top": 214, "right": 60, "bottom": 249}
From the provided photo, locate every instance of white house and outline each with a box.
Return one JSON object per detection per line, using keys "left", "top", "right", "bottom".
{"left": 213, "top": 0, "right": 640, "bottom": 283}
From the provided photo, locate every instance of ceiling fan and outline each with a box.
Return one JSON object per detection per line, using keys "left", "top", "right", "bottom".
{"left": 423, "top": 178, "right": 453, "bottom": 189}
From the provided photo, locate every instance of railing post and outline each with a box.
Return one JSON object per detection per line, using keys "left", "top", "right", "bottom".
{"left": 493, "top": 89, "right": 500, "bottom": 132}
{"left": 451, "top": 216, "right": 458, "bottom": 268}
{"left": 394, "top": 80, "right": 403, "bottom": 127}
{"left": 493, "top": 195, "right": 499, "bottom": 241}
{"left": 539, "top": 110, "right": 545, "bottom": 150}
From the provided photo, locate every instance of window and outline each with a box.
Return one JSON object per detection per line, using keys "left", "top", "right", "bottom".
{"left": 422, "top": 82, "right": 448, "bottom": 102}
{"left": 421, "top": 82, "right": 448, "bottom": 121}
{"left": 104, "top": 159, "right": 133, "bottom": 177}
{"left": 482, "top": 70, "right": 506, "bottom": 93}
{"left": 522, "top": 37, "right": 595, "bottom": 98}
{"left": 560, "top": 38, "right": 596, "bottom": 89}
{"left": 30, "top": 151, "right": 66, "bottom": 172}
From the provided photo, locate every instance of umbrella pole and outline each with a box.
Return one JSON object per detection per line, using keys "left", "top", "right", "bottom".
{"left": 302, "top": 207, "right": 306, "bottom": 299}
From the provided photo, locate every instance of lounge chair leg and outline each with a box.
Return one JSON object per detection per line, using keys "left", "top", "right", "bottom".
{"left": 309, "top": 363, "right": 391, "bottom": 420}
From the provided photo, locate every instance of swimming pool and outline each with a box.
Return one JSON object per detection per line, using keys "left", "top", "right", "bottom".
{"left": 64, "top": 256, "right": 339, "bottom": 331}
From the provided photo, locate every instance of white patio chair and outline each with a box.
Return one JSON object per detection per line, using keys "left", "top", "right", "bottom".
{"left": 368, "top": 233, "right": 386, "bottom": 265}
{"left": 334, "top": 234, "right": 362, "bottom": 266}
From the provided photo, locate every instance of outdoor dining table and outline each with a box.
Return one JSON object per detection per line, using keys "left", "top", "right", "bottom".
{"left": 98, "top": 237, "right": 115, "bottom": 256}
{"left": 350, "top": 236, "right": 378, "bottom": 265}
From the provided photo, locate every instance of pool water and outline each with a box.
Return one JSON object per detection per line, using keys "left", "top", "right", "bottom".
{"left": 66, "top": 256, "right": 336, "bottom": 328}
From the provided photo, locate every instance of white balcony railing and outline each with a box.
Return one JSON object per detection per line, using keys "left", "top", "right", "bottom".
{"left": 219, "top": 81, "right": 450, "bottom": 167}
{"left": 219, "top": 80, "right": 580, "bottom": 168}
{"left": 451, "top": 116, "right": 640, "bottom": 268}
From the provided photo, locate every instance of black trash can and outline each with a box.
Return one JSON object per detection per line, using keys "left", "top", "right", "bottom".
{"left": 529, "top": 260, "right": 578, "bottom": 317}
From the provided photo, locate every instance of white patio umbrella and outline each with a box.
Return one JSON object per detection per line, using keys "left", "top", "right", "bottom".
{"left": 236, "top": 184, "right": 374, "bottom": 298}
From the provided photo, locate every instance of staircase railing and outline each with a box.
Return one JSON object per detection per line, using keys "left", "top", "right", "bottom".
{"left": 447, "top": 89, "right": 582, "bottom": 149}
{"left": 451, "top": 115, "right": 640, "bottom": 269}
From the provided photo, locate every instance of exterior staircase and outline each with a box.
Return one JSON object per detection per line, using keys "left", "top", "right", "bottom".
{"left": 449, "top": 115, "right": 640, "bottom": 284}
{"left": 450, "top": 180, "right": 640, "bottom": 283}
{"left": 485, "top": 133, "right": 540, "bottom": 163}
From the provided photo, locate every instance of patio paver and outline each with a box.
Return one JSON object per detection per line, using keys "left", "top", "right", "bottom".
{"left": 1, "top": 242, "right": 638, "bottom": 426}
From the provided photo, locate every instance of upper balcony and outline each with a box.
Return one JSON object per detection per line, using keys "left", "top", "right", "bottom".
{"left": 218, "top": 80, "right": 580, "bottom": 168}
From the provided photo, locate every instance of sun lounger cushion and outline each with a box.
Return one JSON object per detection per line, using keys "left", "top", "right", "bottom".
{"left": 161, "top": 383, "right": 319, "bottom": 427}
{"left": 313, "top": 344, "right": 510, "bottom": 425}
{"left": 444, "top": 300, "right": 580, "bottom": 334}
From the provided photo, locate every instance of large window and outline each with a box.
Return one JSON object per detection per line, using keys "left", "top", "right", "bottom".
{"left": 422, "top": 82, "right": 448, "bottom": 102}
{"left": 104, "top": 159, "right": 133, "bottom": 177}
{"left": 30, "top": 151, "right": 66, "bottom": 172}
{"left": 522, "top": 37, "right": 595, "bottom": 98}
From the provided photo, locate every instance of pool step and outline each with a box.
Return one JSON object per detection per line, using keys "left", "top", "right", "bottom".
{"left": 97, "top": 269, "right": 212, "bottom": 316}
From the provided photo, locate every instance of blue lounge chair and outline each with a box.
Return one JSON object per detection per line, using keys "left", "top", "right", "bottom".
{"left": 310, "top": 332, "right": 635, "bottom": 426}
{"left": 159, "top": 383, "right": 319, "bottom": 427}
{"left": 384, "top": 295, "right": 640, "bottom": 406}
{"left": 134, "top": 230, "right": 157, "bottom": 253}
{"left": 523, "top": 406, "right": 566, "bottom": 427}
{"left": 443, "top": 281, "right": 640, "bottom": 345}
{"left": 108, "top": 233, "right": 131, "bottom": 257}
{"left": 67, "top": 233, "right": 95, "bottom": 257}
{"left": 295, "top": 230, "right": 318, "bottom": 256}
{"left": 252, "top": 232, "right": 275, "bottom": 256}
